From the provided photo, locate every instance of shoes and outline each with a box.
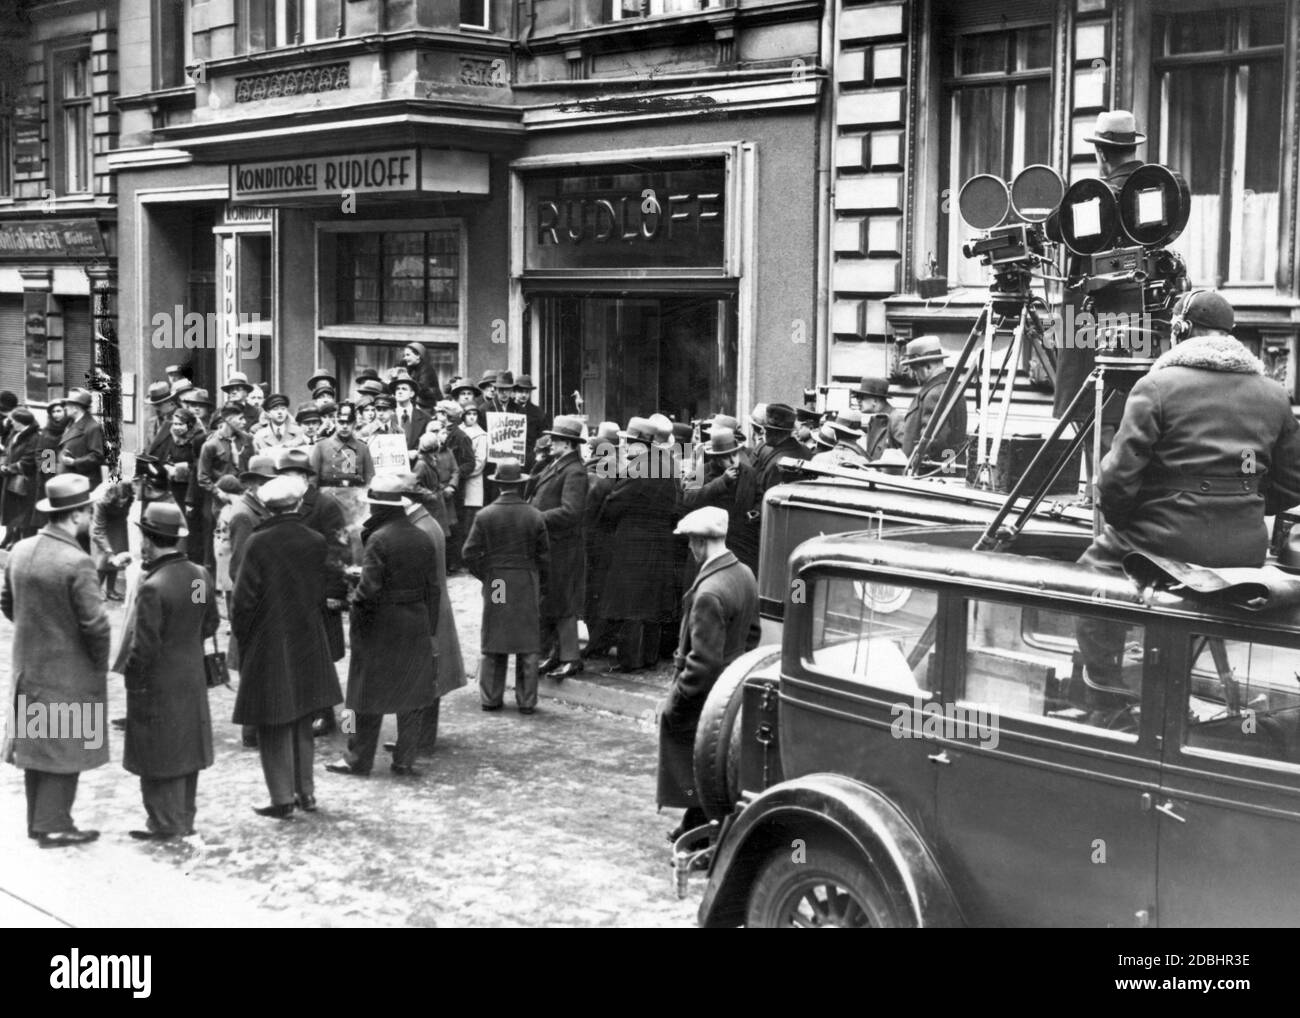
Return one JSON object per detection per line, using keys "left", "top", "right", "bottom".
{"left": 37, "top": 829, "right": 100, "bottom": 848}
{"left": 295, "top": 795, "right": 317, "bottom": 812}
{"left": 519, "top": 706, "right": 536, "bottom": 715}
{"left": 390, "top": 764, "right": 421, "bottom": 777}
{"left": 550, "top": 661, "right": 583, "bottom": 681}
{"left": 538, "top": 656, "right": 560, "bottom": 674}
{"left": 481, "top": 703, "right": 503, "bottom": 712}
{"left": 312, "top": 715, "right": 336, "bottom": 738}
{"left": 129, "top": 829, "right": 178, "bottom": 841}
{"left": 252, "top": 802, "right": 294, "bottom": 819}
{"left": 325, "top": 759, "right": 367, "bottom": 776}
{"left": 605, "top": 664, "right": 647, "bottom": 675}
{"left": 105, "top": 590, "right": 124, "bottom": 602}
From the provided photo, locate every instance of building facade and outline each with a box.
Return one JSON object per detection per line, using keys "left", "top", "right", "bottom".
{"left": 109, "top": 0, "right": 826, "bottom": 461}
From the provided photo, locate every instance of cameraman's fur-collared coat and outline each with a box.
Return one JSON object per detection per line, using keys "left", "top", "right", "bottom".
{"left": 527, "top": 448, "right": 587, "bottom": 619}
{"left": 122, "top": 552, "right": 220, "bottom": 778}
{"left": 1084, "top": 335, "right": 1300, "bottom": 569}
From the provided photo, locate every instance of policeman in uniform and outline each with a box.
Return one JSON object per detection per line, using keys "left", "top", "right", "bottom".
{"left": 309, "top": 400, "right": 375, "bottom": 489}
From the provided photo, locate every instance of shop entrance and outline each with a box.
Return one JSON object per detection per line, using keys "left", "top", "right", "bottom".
{"left": 532, "top": 291, "right": 737, "bottom": 426}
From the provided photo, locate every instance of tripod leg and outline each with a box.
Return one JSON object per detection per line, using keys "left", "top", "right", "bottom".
{"left": 906, "top": 306, "right": 987, "bottom": 474}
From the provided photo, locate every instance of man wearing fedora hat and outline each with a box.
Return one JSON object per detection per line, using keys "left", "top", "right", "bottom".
{"left": 220, "top": 371, "right": 261, "bottom": 432}
{"left": 327, "top": 474, "right": 441, "bottom": 776}
{"left": 436, "top": 400, "right": 476, "bottom": 569}
{"left": 391, "top": 373, "right": 431, "bottom": 455}
{"left": 900, "top": 335, "right": 968, "bottom": 467}
{"left": 527, "top": 415, "right": 589, "bottom": 680}
{"left": 144, "top": 380, "right": 178, "bottom": 446}
{"left": 57, "top": 388, "right": 105, "bottom": 487}
{"left": 581, "top": 422, "right": 621, "bottom": 662}
{"left": 510, "top": 376, "right": 547, "bottom": 470}
{"left": 463, "top": 457, "right": 551, "bottom": 713}
{"left": 178, "top": 387, "right": 214, "bottom": 430}
{"left": 756, "top": 402, "right": 813, "bottom": 495}
{"left": 120, "top": 502, "right": 219, "bottom": 840}
{"left": 1052, "top": 110, "right": 1150, "bottom": 444}
{"left": 307, "top": 371, "right": 337, "bottom": 401}
{"left": 1, "top": 406, "right": 39, "bottom": 547}
{"left": 851, "top": 377, "right": 905, "bottom": 459}
{"left": 195, "top": 403, "right": 253, "bottom": 569}
{"left": 682, "top": 426, "right": 761, "bottom": 576}
{"left": 3, "top": 474, "right": 111, "bottom": 847}
{"left": 656, "top": 505, "right": 760, "bottom": 839}
{"left": 811, "top": 410, "right": 870, "bottom": 469}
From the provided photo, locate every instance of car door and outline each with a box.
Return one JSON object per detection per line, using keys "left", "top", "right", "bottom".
{"left": 931, "top": 594, "right": 1162, "bottom": 927}
{"left": 1156, "top": 624, "right": 1300, "bottom": 927}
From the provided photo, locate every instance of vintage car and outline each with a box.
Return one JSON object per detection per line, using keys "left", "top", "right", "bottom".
{"left": 689, "top": 525, "right": 1300, "bottom": 928}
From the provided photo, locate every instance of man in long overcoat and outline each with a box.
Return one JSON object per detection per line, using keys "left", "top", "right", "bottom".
{"left": 57, "top": 388, "right": 105, "bottom": 487}
{"left": 600, "top": 418, "right": 680, "bottom": 672}
{"left": 232, "top": 476, "right": 343, "bottom": 816}
{"left": 194, "top": 403, "right": 252, "bottom": 568}
{"left": 900, "top": 336, "right": 968, "bottom": 467}
{"left": 2, "top": 475, "right": 110, "bottom": 846}
{"left": 657, "top": 506, "right": 760, "bottom": 836}
{"left": 581, "top": 423, "right": 619, "bottom": 661}
{"left": 327, "top": 475, "right": 441, "bottom": 776}
{"left": 1, "top": 407, "right": 39, "bottom": 546}
{"left": 528, "top": 415, "right": 587, "bottom": 679}
{"left": 121, "top": 502, "right": 219, "bottom": 839}
{"left": 463, "top": 457, "right": 550, "bottom": 713}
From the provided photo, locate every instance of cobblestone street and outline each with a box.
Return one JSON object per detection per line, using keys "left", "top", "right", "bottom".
{"left": 0, "top": 573, "right": 699, "bottom": 928}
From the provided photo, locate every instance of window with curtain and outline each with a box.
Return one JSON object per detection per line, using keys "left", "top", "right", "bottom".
{"left": 1155, "top": 4, "right": 1285, "bottom": 287}
{"left": 239, "top": 0, "right": 340, "bottom": 51}
{"left": 334, "top": 230, "right": 460, "bottom": 327}
{"left": 939, "top": 22, "right": 1054, "bottom": 286}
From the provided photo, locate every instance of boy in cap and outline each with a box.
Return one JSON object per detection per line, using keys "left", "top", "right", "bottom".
{"left": 252, "top": 394, "right": 307, "bottom": 452}
{"left": 656, "top": 505, "right": 760, "bottom": 839}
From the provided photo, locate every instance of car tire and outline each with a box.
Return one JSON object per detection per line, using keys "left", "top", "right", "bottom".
{"left": 745, "top": 840, "right": 910, "bottom": 928}
{"left": 693, "top": 645, "right": 782, "bottom": 821}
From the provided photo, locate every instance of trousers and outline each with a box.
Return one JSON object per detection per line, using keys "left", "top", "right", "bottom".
{"left": 345, "top": 710, "right": 423, "bottom": 772}
{"left": 256, "top": 716, "right": 315, "bottom": 807}
{"left": 140, "top": 772, "right": 199, "bottom": 835}
{"left": 617, "top": 619, "right": 662, "bottom": 671}
{"left": 24, "top": 769, "right": 80, "bottom": 835}
{"left": 540, "top": 615, "right": 580, "bottom": 662}
{"left": 479, "top": 652, "right": 538, "bottom": 709}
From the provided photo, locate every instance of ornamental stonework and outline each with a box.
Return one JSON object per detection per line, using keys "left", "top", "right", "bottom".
{"left": 235, "top": 63, "right": 350, "bottom": 103}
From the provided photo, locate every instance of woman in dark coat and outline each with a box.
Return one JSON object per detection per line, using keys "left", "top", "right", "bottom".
{"left": 232, "top": 476, "right": 342, "bottom": 816}
{"left": 0, "top": 408, "right": 39, "bottom": 547}
{"left": 146, "top": 406, "right": 204, "bottom": 512}
{"left": 29, "top": 403, "right": 67, "bottom": 530}
{"left": 329, "top": 479, "right": 440, "bottom": 775}
{"left": 599, "top": 420, "right": 681, "bottom": 671}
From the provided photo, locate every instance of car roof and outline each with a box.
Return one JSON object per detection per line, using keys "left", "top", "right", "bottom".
{"left": 790, "top": 530, "right": 1300, "bottom": 637}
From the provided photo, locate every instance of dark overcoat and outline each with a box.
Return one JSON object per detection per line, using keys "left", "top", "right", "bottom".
{"left": 463, "top": 490, "right": 550, "bottom": 654}
{"left": 682, "top": 456, "right": 761, "bottom": 576}
{"left": 347, "top": 509, "right": 441, "bottom": 714}
{"left": 122, "top": 553, "right": 220, "bottom": 778}
{"left": 0, "top": 422, "right": 38, "bottom": 528}
{"left": 582, "top": 466, "right": 615, "bottom": 622}
{"left": 90, "top": 492, "right": 132, "bottom": 570}
{"left": 296, "top": 485, "right": 350, "bottom": 661}
{"left": 29, "top": 420, "right": 67, "bottom": 529}
{"left": 657, "top": 551, "right": 761, "bottom": 807}
{"left": 528, "top": 448, "right": 587, "bottom": 618}
{"left": 901, "top": 368, "right": 968, "bottom": 464}
{"left": 231, "top": 515, "right": 342, "bottom": 726}
{"left": 600, "top": 454, "right": 679, "bottom": 621}
{"left": 2, "top": 529, "right": 112, "bottom": 772}
{"left": 57, "top": 413, "right": 105, "bottom": 486}
{"left": 146, "top": 426, "right": 203, "bottom": 510}
{"left": 756, "top": 434, "right": 812, "bottom": 495}
{"left": 1083, "top": 335, "right": 1300, "bottom": 570}
{"left": 407, "top": 504, "right": 467, "bottom": 697}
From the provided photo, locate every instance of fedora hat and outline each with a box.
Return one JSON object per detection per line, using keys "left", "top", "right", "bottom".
{"left": 495, "top": 370, "right": 516, "bottom": 390}
{"left": 62, "top": 388, "right": 94, "bottom": 409}
{"left": 703, "top": 426, "right": 741, "bottom": 457}
{"left": 220, "top": 371, "right": 252, "bottom": 393}
{"left": 357, "top": 379, "right": 385, "bottom": 397}
{"left": 35, "top": 474, "right": 95, "bottom": 514}
{"left": 647, "top": 413, "right": 674, "bottom": 442}
{"left": 146, "top": 380, "right": 175, "bottom": 406}
{"left": 674, "top": 506, "right": 728, "bottom": 539}
{"left": 1084, "top": 109, "right": 1146, "bottom": 146}
{"left": 490, "top": 456, "right": 529, "bottom": 485}
{"left": 355, "top": 368, "right": 381, "bottom": 384}
{"left": 546, "top": 415, "right": 584, "bottom": 442}
{"left": 512, "top": 374, "right": 536, "bottom": 391}
{"left": 137, "top": 501, "right": 189, "bottom": 539}
{"left": 620, "top": 416, "right": 658, "bottom": 446}
{"left": 589, "top": 421, "right": 620, "bottom": 447}
{"left": 672, "top": 422, "right": 694, "bottom": 444}
{"left": 274, "top": 446, "right": 316, "bottom": 476}
{"left": 795, "top": 406, "right": 820, "bottom": 425}
{"left": 814, "top": 424, "right": 838, "bottom": 450}
{"left": 830, "top": 408, "right": 864, "bottom": 438}
{"left": 451, "top": 378, "right": 480, "bottom": 397}
{"left": 170, "top": 378, "right": 194, "bottom": 396}
{"left": 852, "top": 376, "right": 891, "bottom": 399}
{"left": 748, "top": 403, "right": 769, "bottom": 429}
{"left": 388, "top": 369, "right": 417, "bottom": 394}
{"left": 900, "top": 335, "right": 946, "bottom": 367}
{"left": 477, "top": 369, "right": 500, "bottom": 390}
{"left": 711, "top": 414, "right": 741, "bottom": 434}
{"left": 764, "top": 403, "right": 797, "bottom": 432}
{"left": 239, "top": 454, "right": 279, "bottom": 483}
{"left": 365, "top": 474, "right": 411, "bottom": 507}
{"left": 180, "top": 387, "right": 213, "bottom": 407}
{"left": 307, "top": 371, "right": 336, "bottom": 393}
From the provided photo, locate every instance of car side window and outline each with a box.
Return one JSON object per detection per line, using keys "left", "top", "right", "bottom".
{"left": 1183, "top": 635, "right": 1300, "bottom": 769}
{"left": 805, "top": 574, "right": 938, "bottom": 697}
{"left": 960, "top": 598, "right": 1146, "bottom": 741}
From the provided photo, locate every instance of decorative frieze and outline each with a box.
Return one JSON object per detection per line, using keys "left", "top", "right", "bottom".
{"left": 459, "top": 57, "right": 509, "bottom": 88}
{"left": 234, "top": 63, "right": 350, "bottom": 103}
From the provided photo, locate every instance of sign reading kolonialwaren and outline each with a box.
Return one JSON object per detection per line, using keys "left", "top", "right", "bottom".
{"left": 229, "top": 149, "right": 490, "bottom": 202}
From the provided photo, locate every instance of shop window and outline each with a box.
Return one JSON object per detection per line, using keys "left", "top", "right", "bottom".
{"left": 1154, "top": 3, "right": 1286, "bottom": 286}
{"left": 938, "top": 20, "right": 1053, "bottom": 286}
{"left": 335, "top": 230, "right": 460, "bottom": 328}
{"left": 52, "top": 48, "right": 91, "bottom": 196}
{"left": 239, "top": 0, "right": 338, "bottom": 50}
{"left": 154, "top": 0, "right": 191, "bottom": 90}
{"left": 1182, "top": 634, "right": 1300, "bottom": 768}
{"left": 611, "top": 0, "right": 721, "bottom": 20}
{"left": 461, "top": 0, "right": 489, "bottom": 30}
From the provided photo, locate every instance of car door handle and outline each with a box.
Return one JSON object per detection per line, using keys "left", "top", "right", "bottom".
{"left": 1155, "top": 801, "right": 1186, "bottom": 823}
{"left": 927, "top": 750, "right": 951, "bottom": 765}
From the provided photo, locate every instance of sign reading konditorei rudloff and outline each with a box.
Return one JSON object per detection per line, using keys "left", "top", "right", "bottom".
{"left": 230, "top": 149, "right": 490, "bottom": 202}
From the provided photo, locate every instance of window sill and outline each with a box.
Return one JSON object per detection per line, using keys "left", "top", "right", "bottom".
{"left": 115, "top": 85, "right": 197, "bottom": 112}
{"left": 319, "top": 324, "right": 459, "bottom": 342}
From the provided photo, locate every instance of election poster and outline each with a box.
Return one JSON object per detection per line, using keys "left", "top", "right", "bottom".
{"left": 368, "top": 433, "right": 410, "bottom": 475}
{"left": 486, "top": 412, "right": 528, "bottom": 462}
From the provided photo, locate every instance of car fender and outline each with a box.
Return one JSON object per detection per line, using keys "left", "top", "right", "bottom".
{"left": 697, "top": 773, "right": 964, "bottom": 928}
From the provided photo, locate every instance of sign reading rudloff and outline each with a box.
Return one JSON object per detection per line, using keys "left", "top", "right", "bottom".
{"left": 230, "top": 148, "right": 490, "bottom": 202}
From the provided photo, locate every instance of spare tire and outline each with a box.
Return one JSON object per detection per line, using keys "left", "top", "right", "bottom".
{"left": 693, "top": 645, "right": 782, "bottom": 820}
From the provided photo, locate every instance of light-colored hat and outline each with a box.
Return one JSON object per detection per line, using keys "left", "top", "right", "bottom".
{"left": 490, "top": 457, "right": 529, "bottom": 485}
{"left": 620, "top": 417, "right": 658, "bottom": 445}
{"left": 259, "top": 474, "right": 307, "bottom": 512}
{"left": 546, "top": 415, "right": 584, "bottom": 442}
{"left": 180, "top": 387, "right": 213, "bottom": 407}
{"left": 900, "top": 335, "right": 946, "bottom": 367}
{"left": 365, "top": 473, "right": 411, "bottom": 507}
{"left": 35, "top": 474, "right": 95, "bottom": 514}
{"left": 674, "top": 506, "right": 729, "bottom": 538}
{"left": 647, "top": 413, "right": 674, "bottom": 442}
{"left": 239, "top": 454, "right": 279, "bottom": 483}
{"left": 1084, "top": 109, "right": 1146, "bottom": 146}
{"left": 220, "top": 371, "right": 252, "bottom": 393}
{"left": 146, "top": 380, "right": 175, "bottom": 406}
{"left": 61, "top": 388, "right": 94, "bottom": 409}
{"left": 830, "top": 408, "right": 864, "bottom": 438}
{"left": 703, "top": 427, "right": 741, "bottom": 457}
{"left": 589, "top": 421, "right": 620, "bottom": 447}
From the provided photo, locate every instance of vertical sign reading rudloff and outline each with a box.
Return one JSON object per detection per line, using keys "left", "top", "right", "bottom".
{"left": 486, "top": 412, "right": 528, "bottom": 463}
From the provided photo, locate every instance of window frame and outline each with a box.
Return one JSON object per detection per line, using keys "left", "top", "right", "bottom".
{"left": 460, "top": 0, "right": 491, "bottom": 32}
{"left": 50, "top": 45, "right": 92, "bottom": 197}
{"left": 1152, "top": 3, "right": 1287, "bottom": 288}
{"left": 238, "top": 0, "right": 325, "bottom": 53}
{"left": 153, "top": 0, "right": 193, "bottom": 91}
{"left": 0, "top": 83, "right": 13, "bottom": 199}
{"left": 610, "top": 0, "right": 722, "bottom": 22}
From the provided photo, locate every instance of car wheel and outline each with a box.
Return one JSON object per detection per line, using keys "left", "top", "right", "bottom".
{"left": 693, "top": 645, "right": 782, "bottom": 821}
{"left": 745, "top": 840, "right": 909, "bottom": 928}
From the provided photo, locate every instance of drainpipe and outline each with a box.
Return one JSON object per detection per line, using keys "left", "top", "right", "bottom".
{"left": 813, "top": 0, "right": 837, "bottom": 390}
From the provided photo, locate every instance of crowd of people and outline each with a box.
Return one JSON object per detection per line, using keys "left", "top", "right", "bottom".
{"left": 0, "top": 335, "right": 965, "bottom": 846}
